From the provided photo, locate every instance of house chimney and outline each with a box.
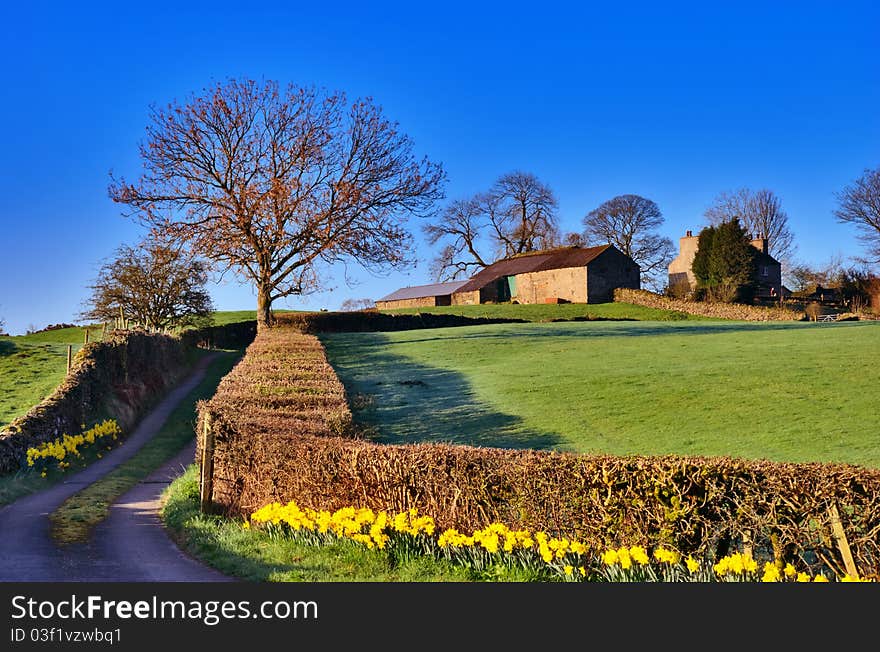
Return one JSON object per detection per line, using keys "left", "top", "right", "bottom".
{"left": 686, "top": 230, "right": 692, "bottom": 237}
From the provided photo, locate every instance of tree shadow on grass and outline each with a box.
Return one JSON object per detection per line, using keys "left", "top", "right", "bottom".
{"left": 322, "top": 333, "right": 563, "bottom": 451}
{"left": 0, "top": 340, "right": 15, "bottom": 357}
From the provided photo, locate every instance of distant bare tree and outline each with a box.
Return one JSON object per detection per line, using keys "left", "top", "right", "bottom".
{"left": 425, "top": 171, "right": 559, "bottom": 280}
{"left": 834, "top": 166, "right": 880, "bottom": 263}
{"left": 704, "top": 188, "right": 795, "bottom": 263}
{"left": 109, "top": 78, "right": 445, "bottom": 330}
{"left": 82, "top": 240, "right": 214, "bottom": 331}
{"left": 562, "top": 232, "right": 586, "bottom": 247}
{"left": 582, "top": 194, "right": 674, "bottom": 291}
{"left": 787, "top": 255, "right": 845, "bottom": 293}
{"left": 339, "top": 298, "right": 375, "bottom": 311}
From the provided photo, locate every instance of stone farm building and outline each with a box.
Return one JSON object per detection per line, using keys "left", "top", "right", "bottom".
{"left": 668, "top": 231, "right": 785, "bottom": 300}
{"left": 375, "top": 245, "right": 641, "bottom": 310}
{"left": 374, "top": 280, "right": 469, "bottom": 310}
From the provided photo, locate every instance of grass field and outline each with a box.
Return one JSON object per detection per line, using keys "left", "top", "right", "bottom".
{"left": 381, "top": 301, "right": 711, "bottom": 322}
{"left": 0, "top": 310, "right": 271, "bottom": 429}
{"left": 321, "top": 319, "right": 880, "bottom": 468}
{"left": 0, "top": 325, "right": 102, "bottom": 428}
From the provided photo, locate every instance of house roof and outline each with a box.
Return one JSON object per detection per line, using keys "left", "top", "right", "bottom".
{"left": 454, "top": 245, "right": 612, "bottom": 293}
{"left": 376, "top": 280, "right": 469, "bottom": 303}
{"left": 754, "top": 250, "right": 781, "bottom": 267}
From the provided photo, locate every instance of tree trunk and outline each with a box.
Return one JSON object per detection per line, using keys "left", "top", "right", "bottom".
{"left": 257, "top": 286, "right": 273, "bottom": 331}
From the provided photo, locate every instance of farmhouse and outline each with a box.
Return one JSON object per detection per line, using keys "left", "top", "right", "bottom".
{"left": 668, "top": 230, "right": 786, "bottom": 300}
{"left": 374, "top": 280, "right": 469, "bottom": 310}
{"left": 376, "top": 245, "right": 640, "bottom": 310}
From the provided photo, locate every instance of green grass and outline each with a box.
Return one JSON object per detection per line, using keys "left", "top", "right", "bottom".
{"left": 381, "top": 301, "right": 713, "bottom": 322}
{"left": 0, "top": 312, "right": 261, "bottom": 428}
{"left": 321, "top": 319, "right": 880, "bottom": 468}
{"left": 160, "top": 466, "right": 529, "bottom": 581}
{"left": 48, "top": 350, "right": 243, "bottom": 544}
{"left": 209, "top": 309, "right": 299, "bottom": 326}
{"left": 0, "top": 325, "right": 104, "bottom": 428}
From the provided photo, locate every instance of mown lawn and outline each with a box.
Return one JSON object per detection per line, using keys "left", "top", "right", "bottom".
{"left": 381, "top": 301, "right": 712, "bottom": 322}
{"left": 321, "top": 320, "right": 880, "bottom": 468}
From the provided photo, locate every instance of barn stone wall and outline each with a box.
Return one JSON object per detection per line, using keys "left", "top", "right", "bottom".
{"left": 451, "top": 290, "right": 481, "bottom": 305}
{"left": 375, "top": 296, "right": 441, "bottom": 310}
{"left": 515, "top": 267, "right": 587, "bottom": 304}
{"left": 586, "top": 248, "right": 641, "bottom": 303}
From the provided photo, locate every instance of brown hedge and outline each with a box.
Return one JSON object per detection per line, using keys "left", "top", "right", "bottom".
{"left": 199, "top": 321, "right": 880, "bottom": 577}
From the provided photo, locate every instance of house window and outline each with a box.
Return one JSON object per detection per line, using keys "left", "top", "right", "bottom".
{"left": 761, "top": 266, "right": 768, "bottom": 277}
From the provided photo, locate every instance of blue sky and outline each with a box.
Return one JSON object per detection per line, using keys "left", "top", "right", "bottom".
{"left": 1, "top": 1, "right": 877, "bottom": 334}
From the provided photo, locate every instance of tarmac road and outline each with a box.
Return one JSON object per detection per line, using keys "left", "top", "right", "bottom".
{"left": 0, "top": 354, "right": 231, "bottom": 582}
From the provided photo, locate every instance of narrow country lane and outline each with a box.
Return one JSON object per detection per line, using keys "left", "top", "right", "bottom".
{"left": 0, "top": 354, "right": 231, "bottom": 582}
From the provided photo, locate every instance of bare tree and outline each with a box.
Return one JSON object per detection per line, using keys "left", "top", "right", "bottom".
{"left": 424, "top": 198, "right": 489, "bottom": 280}
{"left": 562, "top": 232, "right": 586, "bottom": 247}
{"left": 704, "top": 188, "right": 795, "bottom": 263}
{"left": 81, "top": 240, "right": 214, "bottom": 331}
{"left": 488, "top": 172, "right": 559, "bottom": 257}
{"left": 109, "top": 78, "right": 445, "bottom": 330}
{"left": 834, "top": 166, "right": 880, "bottom": 263}
{"left": 425, "top": 171, "right": 559, "bottom": 280}
{"left": 582, "top": 194, "right": 674, "bottom": 291}
{"left": 339, "top": 297, "right": 375, "bottom": 311}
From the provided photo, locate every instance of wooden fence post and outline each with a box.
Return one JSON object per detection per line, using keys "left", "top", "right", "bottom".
{"left": 828, "top": 502, "right": 859, "bottom": 578}
{"left": 199, "top": 414, "right": 215, "bottom": 513}
{"left": 84, "top": 329, "right": 89, "bottom": 344}
{"left": 66, "top": 345, "right": 72, "bottom": 372}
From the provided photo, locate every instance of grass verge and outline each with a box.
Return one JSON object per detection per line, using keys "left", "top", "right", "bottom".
{"left": 48, "top": 350, "right": 242, "bottom": 545}
{"left": 160, "top": 466, "right": 543, "bottom": 582}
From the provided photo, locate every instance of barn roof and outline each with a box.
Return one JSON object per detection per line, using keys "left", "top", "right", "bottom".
{"left": 454, "top": 245, "right": 612, "bottom": 293}
{"left": 376, "top": 280, "right": 469, "bottom": 303}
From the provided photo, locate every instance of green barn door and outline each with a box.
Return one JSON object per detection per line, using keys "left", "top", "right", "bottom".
{"left": 507, "top": 276, "right": 517, "bottom": 299}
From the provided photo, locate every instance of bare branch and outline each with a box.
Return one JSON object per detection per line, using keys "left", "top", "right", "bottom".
{"left": 109, "top": 79, "right": 445, "bottom": 328}
{"left": 834, "top": 167, "right": 880, "bottom": 264}
{"left": 704, "top": 188, "right": 796, "bottom": 264}
{"left": 583, "top": 194, "right": 673, "bottom": 291}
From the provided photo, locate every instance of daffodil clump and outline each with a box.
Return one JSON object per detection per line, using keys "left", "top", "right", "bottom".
{"left": 247, "top": 498, "right": 875, "bottom": 582}
{"left": 25, "top": 419, "right": 121, "bottom": 475}
{"left": 249, "top": 502, "right": 437, "bottom": 563}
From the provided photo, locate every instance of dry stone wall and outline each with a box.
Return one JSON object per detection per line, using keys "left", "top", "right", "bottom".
{"left": 614, "top": 288, "right": 804, "bottom": 321}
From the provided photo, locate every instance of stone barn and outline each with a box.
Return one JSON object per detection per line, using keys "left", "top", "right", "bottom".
{"left": 374, "top": 280, "right": 469, "bottom": 310}
{"left": 450, "top": 245, "right": 640, "bottom": 305}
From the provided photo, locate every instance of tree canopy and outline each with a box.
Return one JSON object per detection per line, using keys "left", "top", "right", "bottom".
{"left": 704, "top": 188, "right": 795, "bottom": 264}
{"left": 81, "top": 240, "right": 214, "bottom": 331}
{"left": 581, "top": 194, "right": 673, "bottom": 291}
{"left": 424, "top": 171, "right": 559, "bottom": 280}
{"left": 691, "top": 218, "right": 758, "bottom": 302}
{"left": 109, "top": 78, "right": 445, "bottom": 329}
